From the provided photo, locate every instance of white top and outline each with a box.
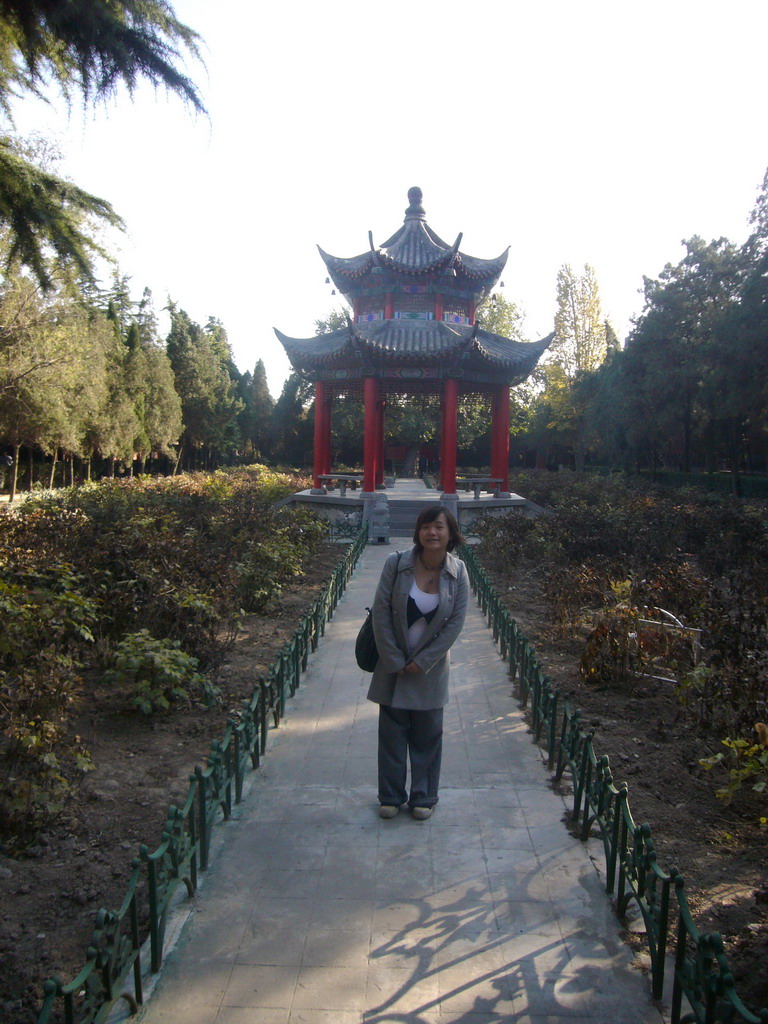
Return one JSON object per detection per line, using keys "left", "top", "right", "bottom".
{"left": 407, "top": 579, "right": 440, "bottom": 652}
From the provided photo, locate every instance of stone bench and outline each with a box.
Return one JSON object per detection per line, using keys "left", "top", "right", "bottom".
{"left": 317, "top": 474, "right": 363, "bottom": 497}
{"left": 456, "top": 476, "right": 503, "bottom": 500}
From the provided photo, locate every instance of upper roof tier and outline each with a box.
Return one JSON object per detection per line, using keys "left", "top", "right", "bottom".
{"left": 318, "top": 187, "right": 509, "bottom": 304}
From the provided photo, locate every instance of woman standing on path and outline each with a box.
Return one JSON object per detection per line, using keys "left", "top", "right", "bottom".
{"left": 368, "top": 505, "right": 469, "bottom": 820}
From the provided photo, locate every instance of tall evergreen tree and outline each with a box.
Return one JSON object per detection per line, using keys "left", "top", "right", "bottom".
{"left": 166, "top": 304, "right": 241, "bottom": 470}
{"left": 271, "top": 372, "right": 312, "bottom": 466}
{"left": 136, "top": 286, "right": 160, "bottom": 347}
{"left": 0, "top": 273, "right": 80, "bottom": 493}
{"left": 240, "top": 358, "right": 274, "bottom": 461}
{"left": 605, "top": 320, "right": 621, "bottom": 354}
{"left": 628, "top": 236, "right": 743, "bottom": 473}
{"left": 124, "top": 321, "right": 182, "bottom": 471}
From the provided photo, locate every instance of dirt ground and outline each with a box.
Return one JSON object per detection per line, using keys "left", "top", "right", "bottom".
{"left": 1, "top": 543, "right": 766, "bottom": 1022}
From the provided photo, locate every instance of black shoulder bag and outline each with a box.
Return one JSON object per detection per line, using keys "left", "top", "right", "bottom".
{"left": 355, "top": 552, "right": 401, "bottom": 672}
{"left": 355, "top": 607, "right": 378, "bottom": 672}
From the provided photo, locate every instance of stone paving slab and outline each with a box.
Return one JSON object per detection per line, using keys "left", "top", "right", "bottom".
{"left": 137, "top": 544, "right": 667, "bottom": 1024}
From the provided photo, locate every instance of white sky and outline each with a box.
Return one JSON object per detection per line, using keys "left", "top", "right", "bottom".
{"left": 10, "top": 0, "right": 768, "bottom": 397}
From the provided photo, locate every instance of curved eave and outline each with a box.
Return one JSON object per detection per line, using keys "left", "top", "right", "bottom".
{"left": 318, "top": 242, "right": 455, "bottom": 282}
{"left": 317, "top": 245, "right": 374, "bottom": 280}
{"left": 457, "top": 247, "right": 509, "bottom": 281}
{"left": 317, "top": 243, "right": 510, "bottom": 285}
{"left": 274, "top": 325, "right": 356, "bottom": 372}
{"left": 275, "top": 322, "right": 554, "bottom": 379}
{"left": 473, "top": 329, "right": 554, "bottom": 371}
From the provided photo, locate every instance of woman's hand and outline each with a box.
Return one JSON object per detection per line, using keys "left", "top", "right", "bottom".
{"left": 399, "top": 661, "right": 422, "bottom": 675}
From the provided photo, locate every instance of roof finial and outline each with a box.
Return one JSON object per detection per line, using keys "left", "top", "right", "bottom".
{"left": 405, "top": 186, "right": 425, "bottom": 220}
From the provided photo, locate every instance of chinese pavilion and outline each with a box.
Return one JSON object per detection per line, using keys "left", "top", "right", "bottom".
{"left": 275, "top": 187, "right": 552, "bottom": 498}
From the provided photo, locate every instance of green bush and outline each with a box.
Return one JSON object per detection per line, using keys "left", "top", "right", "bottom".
{"left": 699, "top": 723, "right": 768, "bottom": 807}
{"left": 0, "top": 653, "right": 93, "bottom": 845}
{"left": 104, "top": 630, "right": 219, "bottom": 714}
{"left": 0, "top": 573, "right": 99, "bottom": 843}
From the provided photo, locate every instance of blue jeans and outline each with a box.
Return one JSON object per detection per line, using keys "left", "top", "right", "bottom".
{"left": 377, "top": 705, "right": 443, "bottom": 808}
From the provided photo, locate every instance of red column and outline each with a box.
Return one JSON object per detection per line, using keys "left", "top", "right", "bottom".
{"left": 434, "top": 293, "right": 443, "bottom": 321}
{"left": 313, "top": 380, "right": 326, "bottom": 491}
{"left": 322, "top": 394, "right": 332, "bottom": 476}
{"left": 375, "top": 396, "right": 386, "bottom": 487}
{"left": 491, "top": 384, "right": 511, "bottom": 493}
{"left": 441, "top": 378, "right": 458, "bottom": 496}
{"left": 468, "top": 300, "right": 476, "bottom": 324}
{"left": 438, "top": 397, "right": 447, "bottom": 489}
{"left": 363, "top": 376, "right": 378, "bottom": 493}
{"left": 384, "top": 292, "right": 394, "bottom": 319}
{"left": 490, "top": 388, "right": 500, "bottom": 480}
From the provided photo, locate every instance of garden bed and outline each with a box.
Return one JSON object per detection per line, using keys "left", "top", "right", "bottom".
{"left": 0, "top": 542, "right": 344, "bottom": 1024}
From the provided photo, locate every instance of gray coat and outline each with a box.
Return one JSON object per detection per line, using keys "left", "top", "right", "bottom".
{"left": 367, "top": 546, "right": 469, "bottom": 710}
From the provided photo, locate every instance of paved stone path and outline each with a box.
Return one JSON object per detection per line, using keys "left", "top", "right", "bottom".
{"left": 137, "top": 543, "right": 667, "bottom": 1024}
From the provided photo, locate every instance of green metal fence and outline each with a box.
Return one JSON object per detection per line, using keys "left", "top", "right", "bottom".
{"left": 35, "top": 524, "right": 369, "bottom": 1024}
{"left": 459, "top": 544, "right": 768, "bottom": 1024}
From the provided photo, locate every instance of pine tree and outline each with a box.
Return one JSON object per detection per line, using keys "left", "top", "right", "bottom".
{"left": 166, "top": 304, "right": 242, "bottom": 471}
{"left": 605, "top": 320, "right": 620, "bottom": 354}
{"left": 242, "top": 359, "right": 274, "bottom": 461}
{"left": 0, "top": 137, "right": 125, "bottom": 288}
{"left": 0, "top": 1, "right": 204, "bottom": 287}
{"left": 271, "top": 372, "right": 312, "bottom": 466}
{"left": 136, "top": 287, "right": 160, "bottom": 347}
{"left": 124, "top": 321, "right": 182, "bottom": 471}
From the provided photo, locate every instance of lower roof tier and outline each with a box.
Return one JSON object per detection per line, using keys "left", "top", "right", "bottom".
{"left": 274, "top": 319, "right": 553, "bottom": 388}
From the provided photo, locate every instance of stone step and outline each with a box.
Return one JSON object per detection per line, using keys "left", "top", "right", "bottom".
{"left": 387, "top": 500, "right": 430, "bottom": 535}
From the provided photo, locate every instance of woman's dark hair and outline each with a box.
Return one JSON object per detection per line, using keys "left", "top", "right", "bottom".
{"left": 413, "top": 505, "right": 465, "bottom": 553}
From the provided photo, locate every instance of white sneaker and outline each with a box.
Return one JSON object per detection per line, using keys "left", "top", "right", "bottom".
{"left": 379, "top": 805, "right": 398, "bottom": 819}
{"left": 412, "top": 806, "right": 433, "bottom": 820}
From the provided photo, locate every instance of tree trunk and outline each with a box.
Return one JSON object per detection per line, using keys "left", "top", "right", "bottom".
{"left": 173, "top": 443, "right": 184, "bottom": 476}
{"left": 574, "top": 421, "right": 586, "bottom": 472}
{"left": 682, "top": 388, "right": 692, "bottom": 474}
{"left": 9, "top": 444, "right": 20, "bottom": 501}
{"left": 727, "top": 421, "right": 743, "bottom": 497}
{"left": 703, "top": 420, "right": 717, "bottom": 474}
{"left": 48, "top": 448, "right": 58, "bottom": 489}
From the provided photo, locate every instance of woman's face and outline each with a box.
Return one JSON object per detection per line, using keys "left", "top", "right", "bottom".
{"left": 418, "top": 513, "right": 451, "bottom": 556}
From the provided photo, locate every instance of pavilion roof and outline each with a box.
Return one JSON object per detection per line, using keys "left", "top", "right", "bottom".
{"left": 318, "top": 187, "right": 508, "bottom": 300}
{"left": 274, "top": 320, "right": 553, "bottom": 387}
